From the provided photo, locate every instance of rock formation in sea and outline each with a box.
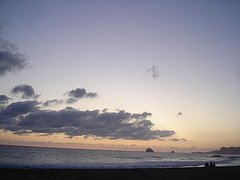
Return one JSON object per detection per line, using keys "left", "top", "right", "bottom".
{"left": 145, "top": 148, "right": 154, "bottom": 152}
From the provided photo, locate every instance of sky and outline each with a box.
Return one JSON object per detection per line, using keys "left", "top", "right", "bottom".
{"left": 0, "top": 0, "right": 240, "bottom": 153}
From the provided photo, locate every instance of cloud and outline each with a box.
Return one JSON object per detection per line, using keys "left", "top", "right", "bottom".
{"left": 0, "top": 101, "right": 39, "bottom": 128}
{"left": 67, "top": 88, "right": 98, "bottom": 98}
{"left": 177, "top": 112, "right": 182, "bottom": 117}
{"left": 171, "top": 138, "right": 187, "bottom": 142}
{"left": 1, "top": 85, "right": 175, "bottom": 141}
{"left": 11, "top": 84, "right": 39, "bottom": 99}
{"left": 0, "top": 37, "right": 28, "bottom": 77}
{"left": 43, "top": 99, "right": 63, "bottom": 107}
{"left": 0, "top": 95, "right": 11, "bottom": 104}
{"left": 146, "top": 65, "right": 159, "bottom": 79}
{"left": 0, "top": 103, "right": 175, "bottom": 141}
{"left": 131, "top": 112, "right": 152, "bottom": 120}
{"left": 66, "top": 98, "right": 78, "bottom": 104}
{"left": 3, "top": 101, "right": 39, "bottom": 117}
{"left": 66, "top": 88, "right": 98, "bottom": 104}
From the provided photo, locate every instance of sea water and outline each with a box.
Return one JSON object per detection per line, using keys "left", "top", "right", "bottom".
{"left": 0, "top": 145, "right": 239, "bottom": 169}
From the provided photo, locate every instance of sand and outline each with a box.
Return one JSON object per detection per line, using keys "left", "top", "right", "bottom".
{"left": 1, "top": 166, "right": 240, "bottom": 180}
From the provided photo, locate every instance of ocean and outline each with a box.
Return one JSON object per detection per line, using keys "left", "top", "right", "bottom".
{"left": 0, "top": 145, "right": 239, "bottom": 169}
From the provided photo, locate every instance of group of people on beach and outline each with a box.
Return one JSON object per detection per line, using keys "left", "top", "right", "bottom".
{"left": 205, "top": 161, "right": 216, "bottom": 168}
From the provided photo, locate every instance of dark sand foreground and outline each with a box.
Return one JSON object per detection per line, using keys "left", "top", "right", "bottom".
{"left": 1, "top": 166, "right": 240, "bottom": 180}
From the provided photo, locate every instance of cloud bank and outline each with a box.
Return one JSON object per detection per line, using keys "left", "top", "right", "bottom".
{"left": 0, "top": 102, "right": 175, "bottom": 141}
{"left": 0, "top": 85, "right": 175, "bottom": 141}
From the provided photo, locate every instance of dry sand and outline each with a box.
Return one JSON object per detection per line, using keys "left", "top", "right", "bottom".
{"left": 1, "top": 166, "right": 240, "bottom": 180}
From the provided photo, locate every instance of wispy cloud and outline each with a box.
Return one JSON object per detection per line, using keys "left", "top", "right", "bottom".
{"left": 43, "top": 99, "right": 63, "bottom": 107}
{"left": 146, "top": 65, "right": 159, "bottom": 79}
{"left": 171, "top": 138, "right": 187, "bottom": 142}
{"left": 177, "top": 112, "right": 182, "bottom": 117}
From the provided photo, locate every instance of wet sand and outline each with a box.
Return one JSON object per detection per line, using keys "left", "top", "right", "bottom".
{"left": 1, "top": 166, "right": 240, "bottom": 180}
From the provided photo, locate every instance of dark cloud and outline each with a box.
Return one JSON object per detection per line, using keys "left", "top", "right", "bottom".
{"left": 0, "top": 86, "right": 175, "bottom": 140}
{"left": 68, "top": 88, "right": 87, "bottom": 98}
{"left": 43, "top": 99, "right": 63, "bottom": 107}
{"left": 146, "top": 65, "right": 159, "bottom": 79}
{"left": 67, "top": 88, "right": 98, "bottom": 98}
{"left": 0, "top": 101, "right": 39, "bottom": 128}
{"left": 3, "top": 101, "right": 39, "bottom": 117}
{"left": 0, "top": 103, "right": 175, "bottom": 141}
{"left": 11, "top": 84, "right": 39, "bottom": 99}
{"left": 0, "top": 95, "right": 11, "bottom": 104}
{"left": 66, "top": 88, "right": 98, "bottom": 104}
{"left": 0, "top": 37, "right": 28, "bottom": 77}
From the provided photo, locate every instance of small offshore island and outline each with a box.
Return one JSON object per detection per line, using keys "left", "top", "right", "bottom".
{"left": 145, "top": 148, "right": 154, "bottom": 152}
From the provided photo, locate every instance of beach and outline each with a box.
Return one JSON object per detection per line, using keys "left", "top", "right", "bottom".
{"left": 1, "top": 166, "right": 240, "bottom": 180}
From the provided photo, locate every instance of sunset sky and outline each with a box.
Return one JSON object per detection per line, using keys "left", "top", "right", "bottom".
{"left": 0, "top": 0, "right": 240, "bottom": 153}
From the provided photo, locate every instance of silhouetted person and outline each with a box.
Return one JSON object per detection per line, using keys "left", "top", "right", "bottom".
{"left": 209, "top": 161, "right": 215, "bottom": 167}
{"left": 204, "top": 162, "right": 209, "bottom": 167}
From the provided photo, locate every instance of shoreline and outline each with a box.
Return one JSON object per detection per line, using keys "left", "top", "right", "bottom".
{"left": 1, "top": 166, "right": 240, "bottom": 180}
